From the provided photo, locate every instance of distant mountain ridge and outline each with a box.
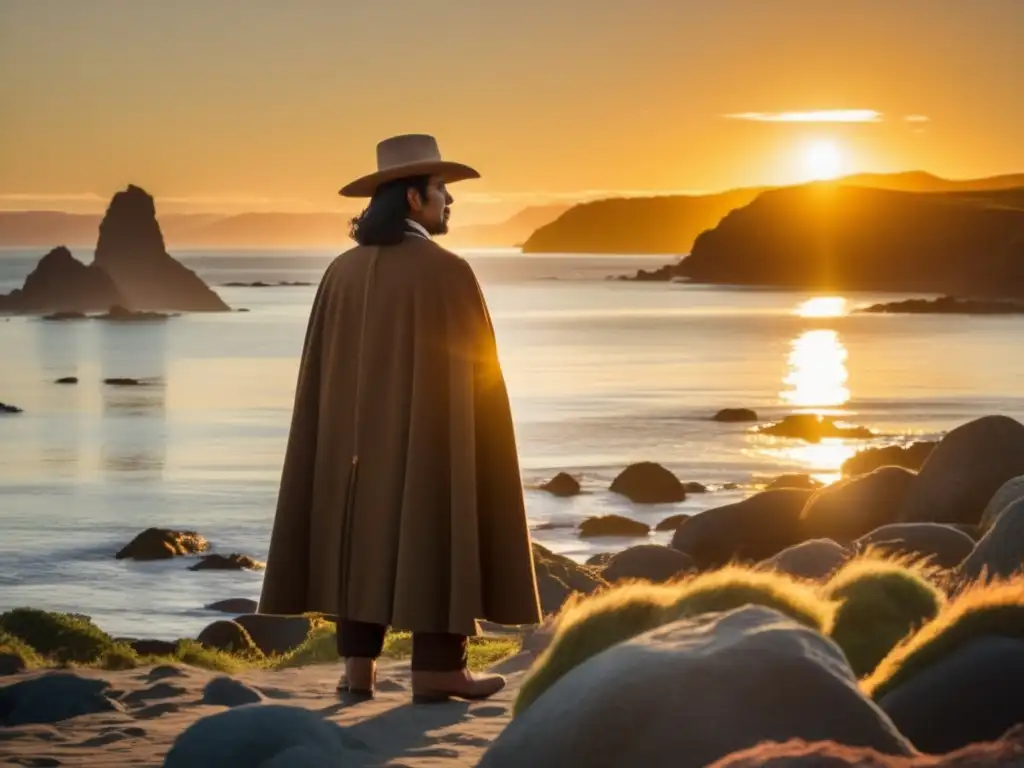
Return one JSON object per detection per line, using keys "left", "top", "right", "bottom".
{"left": 0, "top": 204, "right": 570, "bottom": 249}
{"left": 521, "top": 171, "right": 1024, "bottom": 255}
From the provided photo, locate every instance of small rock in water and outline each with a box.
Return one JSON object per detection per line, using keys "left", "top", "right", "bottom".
{"left": 202, "top": 676, "right": 264, "bottom": 707}
{"left": 539, "top": 472, "right": 581, "bottom": 497}
{"left": 0, "top": 402, "right": 23, "bottom": 414}
{"left": 579, "top": 515, "right": 651, "bottom": 538}
{"left": 103, "top": 377, "right": 143, "bottom": 386}
{"left": 205, "top": 598, "right": 259, "bottom": 614}
{"left": 683, "top": 482, "right": 708, "bottom": 493}
{"left": 712, "top": 408, "right": 758, "bottom": 423}
{"left": 115, "top": 528, "right": 209, "bottom": 560}
{"left": 188, "top": 553, "right": 265, "bottom": 571}
{"left": 610, "top": 462, "right": 687, "bottom": 504}
{"left": 758, "top": 414, "right": 873, "bottom": 442}
{"left": 55, "top": 376, "right": 78, "bottom": 384}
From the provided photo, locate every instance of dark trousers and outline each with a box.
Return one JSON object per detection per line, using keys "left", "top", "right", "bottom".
{"left": 336, "top": 619, "right": 468, "bottom": 672}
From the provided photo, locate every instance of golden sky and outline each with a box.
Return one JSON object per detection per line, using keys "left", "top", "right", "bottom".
{"left": 1, "top": 0, "right": 1023, "bottom": 219}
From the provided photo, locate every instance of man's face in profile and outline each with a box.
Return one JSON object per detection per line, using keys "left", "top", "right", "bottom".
{"left": 410, "top": 176, "right": 454, "bottom": 235}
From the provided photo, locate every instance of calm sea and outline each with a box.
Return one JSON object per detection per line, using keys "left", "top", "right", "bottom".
{"left": 2, "top": 246, "right": 1024, "bottom": 640}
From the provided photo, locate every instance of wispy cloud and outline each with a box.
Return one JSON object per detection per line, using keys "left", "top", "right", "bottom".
{"left": 723, "top": 110, "right": 883, "bottom": 123}
{"left": 903, "top": 115, "right": 930, "bottom": 123}
{"left": 0, "top": 192, "right": 107, "bottom": 204}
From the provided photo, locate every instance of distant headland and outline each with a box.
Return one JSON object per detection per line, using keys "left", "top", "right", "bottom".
{"left": 0, "top": 185, "right": 229, "bottom": 315}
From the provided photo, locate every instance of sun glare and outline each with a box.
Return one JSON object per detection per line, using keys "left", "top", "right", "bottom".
{"left": 803, "top": 140, "right": 844, "bottom": 180}
{"left": 795, "top": 297, "right": 848, "bottom": 318}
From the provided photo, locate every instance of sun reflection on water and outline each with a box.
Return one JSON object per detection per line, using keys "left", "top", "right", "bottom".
{"left": 781, "top": 329, "right": 850, "bottom": 409}
{"left": 794, "top": 296, "right": 848, "bottom": 318}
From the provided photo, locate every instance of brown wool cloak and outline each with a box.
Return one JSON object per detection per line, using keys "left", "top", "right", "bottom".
{"left": 257, "top": 235, "right": 542, "bottom": 636}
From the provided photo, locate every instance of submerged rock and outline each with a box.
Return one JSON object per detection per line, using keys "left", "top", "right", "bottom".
{"left": 713, "top": 408, "right": 758, "bottom": 423}
{"left": 579, "top": 515, "right": 651, "bottom": 538}
{"left": 188, "top": 554, "right": 265, "bottom": 572}
{"left": 758, "top": 414, "right": 873, "bottom": 442}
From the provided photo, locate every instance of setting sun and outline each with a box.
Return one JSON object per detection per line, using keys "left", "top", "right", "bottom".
{"left": 803, "top": 140, "right": 845, "bottom": 180}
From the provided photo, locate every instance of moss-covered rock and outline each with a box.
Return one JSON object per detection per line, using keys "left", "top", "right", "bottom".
{"left": 0, "top": 608, "right": 116, "bottom": 664}
{"left": 823, "top": 556, "right": 945, "bottom": 678}
{"left": 863, "top": 578, "right": 1024, "bottom": 700}
{"left": 515, "top": 567, "right": 832, "bottom": 715}
{"left": 115, "top": 528, "right": 210, "bottom": 560}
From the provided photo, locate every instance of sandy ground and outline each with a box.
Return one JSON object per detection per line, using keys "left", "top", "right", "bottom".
{"left": 0, "top": 651, "right": 537, "bottom": 767}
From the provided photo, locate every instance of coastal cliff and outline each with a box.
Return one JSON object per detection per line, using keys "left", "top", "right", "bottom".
{"left": 520, "top": 189, "right": 766, "bottom": 255}
{"left": 673, "top": 184, "right": 1024, "bottom": 295}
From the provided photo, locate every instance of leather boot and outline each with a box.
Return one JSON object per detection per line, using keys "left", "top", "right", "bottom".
{"left": 411, "top": 668, "right": 506, "bottom": 704}
{"left": 336, "top": 657, "right": 376, "bottom": 700}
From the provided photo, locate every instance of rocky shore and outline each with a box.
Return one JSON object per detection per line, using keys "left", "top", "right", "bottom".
{"left": 5, "top": 413, "right": 1024, "bottom": 766}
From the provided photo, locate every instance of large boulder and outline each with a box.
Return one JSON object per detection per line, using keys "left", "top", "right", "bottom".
{"left": 959, "top": 496, "right": 1024, "bottom": 584}
{"left": 602, "top": 545, "right": 694, "bottom": 583}
{"left": 196, "top": 620, "right": 260, "bottom": 655}
{"left": 841, "top": 442, "right": 937, "bottom": 477}
{"left": 855, "top": 523, "right": 975, "bottom": 570}
{"left": 609, "top": 462, "right": 687, "bottom": 504}
{"left": 878, "top": 636, "right": 1024, "bottom": 754}
{"left": 115, "top": 528, "right": 209, "bottom": 560}
{"left": 671, "top": 489, "right": 814, "bottom": 570}
{"left": 899, "top": 416, "right": 1024, "bottom": 526}
{"left": 979, "top": 475, "right": 1024, "bottom": 531}
{"left": 164, "top": 703, "right": 359, "bottom": 768}
{"left": 478, "top": 606, "right": 913, "bottom": 768}
{"left": 232, "top": 615, "right": 315, "bottom": 656}
{"left": 762, "top": 539, "right": 851, "bottom": 581}
{"left": 801, "top": 468, "right": 918, "bottom": 543}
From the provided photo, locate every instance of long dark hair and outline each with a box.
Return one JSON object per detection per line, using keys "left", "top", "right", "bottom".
{"left": 348, "top": 175, "right": 430, "bottom": 246}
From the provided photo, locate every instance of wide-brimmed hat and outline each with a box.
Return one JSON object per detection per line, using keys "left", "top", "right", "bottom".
{"left": 338, "top": 134, "right": 480, "bottom": 198}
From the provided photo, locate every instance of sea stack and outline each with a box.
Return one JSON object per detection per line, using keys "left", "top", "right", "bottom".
{"left": 93, "top": 185, "right": 228, "bottom": 312}
{"left": 0, "top": 185, "right": 229, "bottom": 314}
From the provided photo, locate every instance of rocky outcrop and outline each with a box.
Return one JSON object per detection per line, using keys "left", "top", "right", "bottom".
{"left": 0, "top": 246, "right": 124, "bottom": 313}
{"left": 758, "top": 414, "right": 873, "bottom": 442}
{"left": 674, "top": 185, "right": 1024, "bottom": 297}
{"left": 93, "top": 185, "right": 228, "bottom": 311}
{"left": 0, "top": 402, "right": 22, "bottom": 414}
{"left": 899, "top": 416, "right": 1024, "bottom": 525}
{"left": 532, "top": 543, "right": 606, "bottom": 615}
{"left": 0, "top": 186, "right": 229, "bottom": 315}
{"left": 959, "top": 497, "right": 1024, "bottom": 583}
{"left": 521, "top": 188, "right": 765, "bottom": 255}
{"left": 859, "top": 295, "right": 1024, "bottom": 315}
{"left": 115, "top": 528, "right": 210, "bottom": 560}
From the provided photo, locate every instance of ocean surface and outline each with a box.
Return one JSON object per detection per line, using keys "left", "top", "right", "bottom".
{"left": 3, "top": 246, "right": 1024, "bottom": 641}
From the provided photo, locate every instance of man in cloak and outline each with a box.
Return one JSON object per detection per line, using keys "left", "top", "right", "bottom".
{"left": 258, "top": 134, "right": 542, "bottom": 703}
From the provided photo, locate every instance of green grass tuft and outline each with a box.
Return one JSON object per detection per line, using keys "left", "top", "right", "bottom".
{"left": 863, "top": 576, "right": 1024, "bottom": 700}
{"left": 823, "top": 554, "right": 945, "bottom": 678}
{"left": 0, "top": 608, "right": 116, "bottom": 664}
{"left": 0, "top": 629, "right": 45, "bottom": 670}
